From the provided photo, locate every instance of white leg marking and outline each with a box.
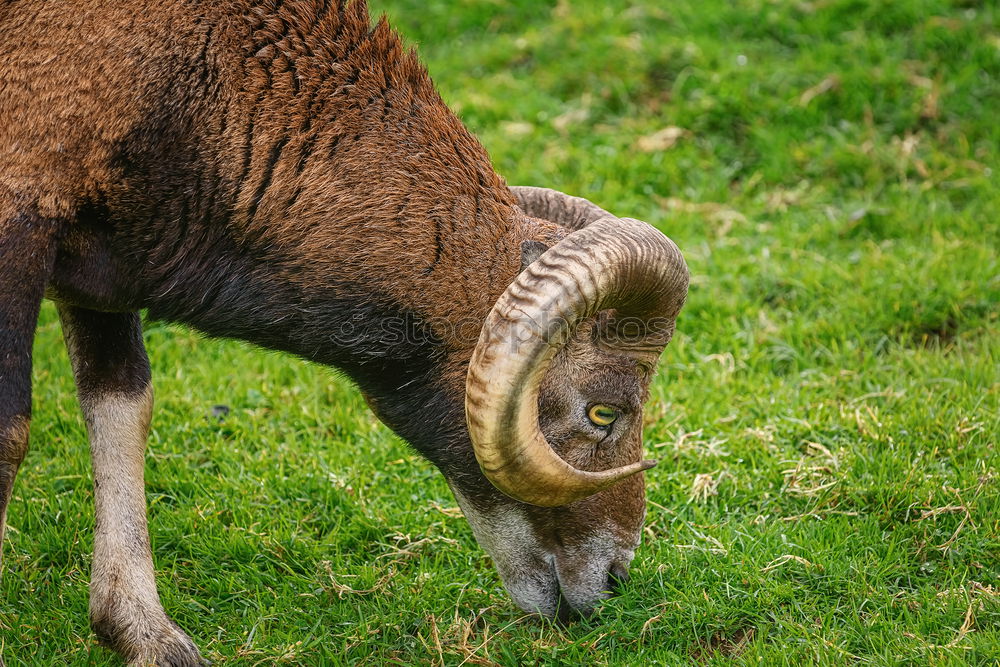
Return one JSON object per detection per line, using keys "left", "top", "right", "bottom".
{"left": 84, "top": 386, "right": 203, "bottom": 666}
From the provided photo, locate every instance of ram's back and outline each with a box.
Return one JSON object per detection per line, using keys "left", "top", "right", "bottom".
{"left": 2, "top": 0, "right": 537, "bottom": 351}
{"left": 0, "top": 3, "right": 209, "bottom": 217}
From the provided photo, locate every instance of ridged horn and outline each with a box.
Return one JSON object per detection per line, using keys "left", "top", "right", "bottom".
{"left": 466, "top": 190, "right": 688, "bottom": 506}
{"left": 510, "top": 185, "right": 612, "bottom": 231}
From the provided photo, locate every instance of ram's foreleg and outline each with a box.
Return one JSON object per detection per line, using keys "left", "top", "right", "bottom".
{"left": 58, "top": 305, "right": 204, "bottom": 667}
{"left": 0, "top": 205, "right": 62, "bottom": 667}
{"left": 0, "top": 208, "right": 60, "bottom": 574}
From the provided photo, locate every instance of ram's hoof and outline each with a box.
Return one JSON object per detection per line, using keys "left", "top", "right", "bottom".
{"left": 94, "top": 609, "right": 206, "bottom": 667}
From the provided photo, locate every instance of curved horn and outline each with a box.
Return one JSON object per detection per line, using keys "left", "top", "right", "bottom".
{"left": 466, "top": 203, "right": 688, "bottom": 507}
{"left": 510, "top": 185, "right": 614, "bottom": 231}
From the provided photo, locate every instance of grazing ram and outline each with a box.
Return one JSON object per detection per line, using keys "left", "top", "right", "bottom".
{"left": 0, "top": 0, "right": 688, "bottom": 664}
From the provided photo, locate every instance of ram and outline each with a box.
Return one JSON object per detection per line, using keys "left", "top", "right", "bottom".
{"left": 0, "top": 1, "right": 688, "bottom": 664}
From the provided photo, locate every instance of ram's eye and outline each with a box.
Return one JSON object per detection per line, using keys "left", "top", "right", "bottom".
{"left": 587, "top": 405, "right": 619, "bottom": 427}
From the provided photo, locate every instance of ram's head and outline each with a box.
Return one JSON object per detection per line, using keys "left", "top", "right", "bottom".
{"left": 454, "top": 186, "right": 688, "bottom": 619}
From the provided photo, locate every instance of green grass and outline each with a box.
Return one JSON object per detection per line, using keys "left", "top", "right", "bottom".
{"left": 3, "top": 0, "right": 999, "bottom": 664}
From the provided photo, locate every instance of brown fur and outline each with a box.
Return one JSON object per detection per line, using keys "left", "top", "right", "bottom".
{"left": 1, "top": 0, "right": 558, "bottom": 328}
{"left": 0, "top": 1, "right": 655, "bottom": 663}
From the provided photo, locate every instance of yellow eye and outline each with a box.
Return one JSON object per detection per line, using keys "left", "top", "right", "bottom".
{"left": 588, "top": 405, "right": 619, "bottom": 427}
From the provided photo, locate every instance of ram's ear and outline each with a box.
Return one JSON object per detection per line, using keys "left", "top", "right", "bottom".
{"left": 520, "top": 240, "right": 550, "bottom": 272}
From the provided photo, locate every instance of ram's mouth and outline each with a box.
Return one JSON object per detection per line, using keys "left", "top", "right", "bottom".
{"left": 550, "top": 566, "right": 601, "bottom": 624}
{"left": 507, "top": 566, "right": 576, "bottom": 622}
{"left": 540, "top": 558, "right": 578, "bottom": 623}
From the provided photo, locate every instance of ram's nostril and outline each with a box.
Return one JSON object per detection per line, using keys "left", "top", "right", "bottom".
{"left": 607, "top": 561, "right": 630, "bottom": 594}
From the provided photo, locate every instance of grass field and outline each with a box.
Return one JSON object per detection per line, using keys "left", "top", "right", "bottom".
{"left": 3, "top": 0, "right": 999, "bottom": 664}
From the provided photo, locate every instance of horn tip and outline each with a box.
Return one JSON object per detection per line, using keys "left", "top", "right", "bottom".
{"left": 639, "top": 459, "right": 658, "bottom": 471}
